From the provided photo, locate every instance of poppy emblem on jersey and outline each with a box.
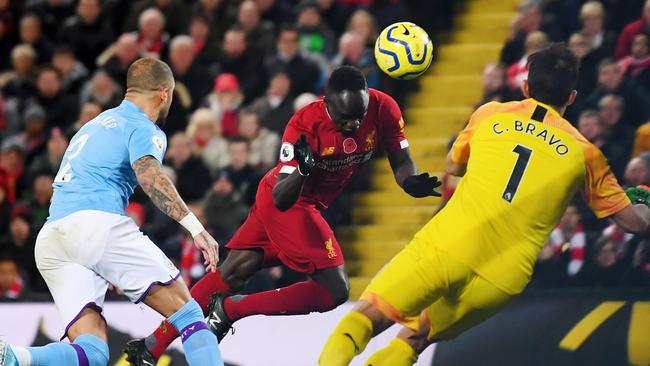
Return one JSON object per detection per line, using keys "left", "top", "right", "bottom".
{"left": 325, "top": 238, "right": 337, "bottom": 259}
{"left": 321, "top": 146, "right": 335, "bottom": 156}
{"left": 279, "top": 142, "right": 294, "bottom": 163}
{"left": 343, "top": 138, "right": 357, "bottom": 154}
{"left": 151, "top": 135, "right": 164, "bottom": 152}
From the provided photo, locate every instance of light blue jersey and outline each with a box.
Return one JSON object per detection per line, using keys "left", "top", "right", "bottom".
{"left": 48, "top": 100, "right": 167, "bottom": 222}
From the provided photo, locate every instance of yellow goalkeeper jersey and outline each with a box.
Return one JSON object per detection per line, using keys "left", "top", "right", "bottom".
{"left": 419, "top": 98, "right": 630, "bottom": 295}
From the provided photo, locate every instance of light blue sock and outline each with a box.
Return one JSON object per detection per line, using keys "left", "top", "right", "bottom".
{"left": 25, "top": 333, "right": 108, "bottom": 366}
{"left": 167, "top": 299, "right": 223, "bottom": 366}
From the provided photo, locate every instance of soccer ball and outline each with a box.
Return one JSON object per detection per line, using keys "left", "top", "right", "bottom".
{"left": 374, "top": 22, "right": 433, "bottom": 79}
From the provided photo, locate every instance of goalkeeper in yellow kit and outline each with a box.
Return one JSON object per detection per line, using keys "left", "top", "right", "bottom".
{"left": 319, "top": 44, "right": 650, "bottom": 366}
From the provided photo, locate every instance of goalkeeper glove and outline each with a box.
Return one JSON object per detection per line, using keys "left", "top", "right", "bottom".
{"left": 626, "top": 185, "right": 650, "bottom": 206}
{"left": 403, "top": 173, "right": 442, "bottom": 198}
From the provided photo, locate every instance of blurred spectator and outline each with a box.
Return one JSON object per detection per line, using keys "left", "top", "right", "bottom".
{"left": 164, "top": 132, "right": 211, "bottom": 203}
{"left": 168, "top": 35, "right": 212, "bottom": 109}
{"left": 506, "top": 31, "right": 548, "bottom": 90}
{"left": 0, "top": 18, "right": 16, "bottom": 71}
{"left": 185, "top": 108, "right": 229, "bottom": 172}
{"left": 578, "top": 108, "right": 629, "bottom": 180}
{"left": 52, "top": 45, "right": 89, "bottom": 95}
{"left": 317, "top": 0, "right": 351, "bottom": 37}
{"left": 219, "top": 26, "right": 266, "bottom": 102}
{"left": 0, "top": 144, "right": 25, "bottom": 204}
{"left": 26, "top": 0, "right": 74, "bottom": 37}
{"left": 576, "top": 231, "right": 629, "bottom": 287}
{"left": 368, "top": 0, "right": 410, "bottom": 32}
{"left": 29, "top": 173, "right": 53, "bottom": 228}
{"left": 1, "top": 45, "right": 37, "bottom": 108}
{"left": 238, "top": 109, "right": 280, "bottom": 170}
{"left": 265, "top": 24, "right": 321, "bottom": 96}
{"left": 500, "top": 0, "right": 561, "bottom": 65}
{"left": 0, "top": 186, "right": 10, "bottom": 236}
{"left": 26, "top": 127, "right": 68, "bottom": 182}
{"left": 478, "top": 63, "right": 514, "bottom": 105}
{"left": 125, "top": 201, "right": 146, "bottom": 228}
{"left": 624, "top": 152, "right": 650, "bottom": 186}
{"left": 331, "top": 31, "right": 380, "bottom": 88}
{"left": 79, "top": 70, "right": 122, "bottom": 111}
{"left": 201, "top": 171, "right": 249, "bottom": 244}
{"left": 293, "top": 92, "right": 317, "bottom": 111}
{"left": 123, "top": 0, "right": 188, "bottom": 37}
{"left": 57, "top": 0, "right": 114, "bottom": 72}
{"left": 98, "top": 33, "right": 142, "bottom": 89}
{"left": 0, "top": 253, "right": 23, "bottom": 299}
{"left": 633, "top": 121, "right": 650, "bottom": 156}
{"left": 345, "top": 8, "right": 378, "bottom": 49}
{"left": 296, "top": 0, "right": 336, "bottom": 57}
{"left": 248, "top": 71, "right": 295, "bottom": 135}
{"left": 584, "top": 58, "right": 650, "bottom": 126}
{"left": 236, "top": 0, "right": 275, "bottom": 55}
{"left": 204, "top": 73, "right": 243, "bottom": 138}
{"left": 4, "top": 104, "right": 48, "bottom": 164}
{"left": 220, "top": 136, "right": 260, "bottom": 206}
{"left": 19, "top": 13, "right": 53, "bottom": 65}
{"left": 617, "top": 34, "right": 650, "bottom": 93}
{"left": 66, "top": 102, "right": 101, "bottom": 138}
{"left": 178, "top": 203, "right": 211, "bottom": 285}
{"left": 134, "top": 7, "right": 169, "bottom": 58}
{"left": 0, "top": 205, "right": 46, "bottom": 293}
{"left": 257, "top": 0, "right": 293, "bottom": 25}
{"left": 547, "top": 205, "right": 587, "bottom": 277}
{"left": 598, "top": 93, "right": 635, "bottom": 146}
{"left": 190, "top": 0, "right": 237, "bottom": 41}
{"left": 614, "top": 0, "right": 650, "bottom": 59}
{"left": 579, "top": 2, "right": 617, "bottom": 58}
{"left": 30, "top": 65, "right": 78, "bottom": 129}
{"left": 568, "top": 32, "right": 599, "bottom": 96}
{"left": 188, "top": 13, "right": 219, "bottom": 69}
{"left": 622, "top": 238, "right": 650, "bottom": 286}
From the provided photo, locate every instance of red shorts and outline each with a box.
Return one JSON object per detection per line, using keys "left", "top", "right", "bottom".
{"left": 225, "top": 182, "right": 345, "bottom": 274}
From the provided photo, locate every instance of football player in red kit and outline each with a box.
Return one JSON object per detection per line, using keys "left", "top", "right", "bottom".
{"left": 125, "top": 66, "right": 441, "bottom": 364}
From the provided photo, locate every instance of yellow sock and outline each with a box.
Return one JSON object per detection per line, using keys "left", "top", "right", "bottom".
{"left": 319, "top": 311, "right": 374, "bottom": 366}
{"left": 364, "top": 338, "right": 418, "bottom": 366}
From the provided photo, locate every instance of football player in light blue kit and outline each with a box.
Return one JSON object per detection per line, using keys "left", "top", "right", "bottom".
{"left": 0, "top": 58, "right": 223, "bottom": 366}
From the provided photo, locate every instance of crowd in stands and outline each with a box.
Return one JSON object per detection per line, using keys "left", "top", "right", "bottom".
{"left": 477, "top": 0, "right": 650, "bottom": 288}
{"left": 0, "top": 0, "right": 439, "bottom": 300}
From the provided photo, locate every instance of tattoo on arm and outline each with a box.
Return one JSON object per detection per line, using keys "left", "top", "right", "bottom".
{"left": 132, "top": 155, "right": 189, "bottom": 221}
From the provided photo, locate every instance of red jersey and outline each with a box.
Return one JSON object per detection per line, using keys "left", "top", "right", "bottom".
{"left": 262, "top": 88, "right": 408, "bottom": 209}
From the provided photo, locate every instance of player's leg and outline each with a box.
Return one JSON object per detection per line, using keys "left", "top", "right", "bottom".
{"left": 213, "top": 202, "right": 349, "bottom": 325}
{"left": 362, "top": 313, "right": 431, "bottom": 366}
{"left": 320, "top": 236, "right": 446, "bottom": 366}
{"left": 139, "top": 248, "right": 265, "bottom": 360}
{"left": 4, "top": 219, "right": 111, "bottom": 366}
{"left": 97, "top": 215, "right": 222, "bottom": 366}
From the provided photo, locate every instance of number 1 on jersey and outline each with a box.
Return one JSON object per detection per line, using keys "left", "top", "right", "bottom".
{"left": 502, "top": 144, "right": 532, "bottom": 203}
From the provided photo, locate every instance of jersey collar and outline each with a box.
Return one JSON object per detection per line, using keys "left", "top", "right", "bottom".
{"left": 527, "top": 98, "right": 562, "bottom": 119}
{"left": 120, "top": 99, "right": 148, "bottom": 118}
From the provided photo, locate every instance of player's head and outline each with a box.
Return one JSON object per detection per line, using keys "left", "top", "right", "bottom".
{"left": 324, "top": 66, "right": 369, "bottom": 136}
{"left": 523, "top": 43, "right": 579, "bottom": 112}
{"left": 126, "top": 57, "right": 175, "bottom": 126}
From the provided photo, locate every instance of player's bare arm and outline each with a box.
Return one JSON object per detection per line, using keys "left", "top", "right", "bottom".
{"left": 446, "top": 150, "right": 466, "bottom": 177}
{"left": 272, "top": 135, "right": 315, "bottom": 211}
{"left": 133, "top": 154, "right": 219, "bottom": 271}
{"left": 389, "top": 147, "right": 442, "bottom": 198}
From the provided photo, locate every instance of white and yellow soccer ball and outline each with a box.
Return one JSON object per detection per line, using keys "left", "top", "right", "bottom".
{"left": 374, "top": 22, "right": 433, "bottom": 79}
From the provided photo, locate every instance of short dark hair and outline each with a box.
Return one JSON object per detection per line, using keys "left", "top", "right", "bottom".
{"left": 597, "top": 58, "right": 618, "bottom": 72}
{"left": 638, "top": 152, "right": 650, "bottom": 169}
{"left": 37, "top": 65, "right": 62, "bottom": 80}
{"left": 326, "top": 66, "right": 367, "bottom": 94}
{"left": 53, "top": 44, "right": 75, "bottom": 57}
{"left": 126, "top": 57, "right": 174, "bottom": 92}
{"left": 527, "top": 43, "right": 579, "bottom": 107}
{"left": 278, "top": 24, "right": 298, "bottom": 37}
{"left": 229, "top": 135, "right": 250, "bottom": 147}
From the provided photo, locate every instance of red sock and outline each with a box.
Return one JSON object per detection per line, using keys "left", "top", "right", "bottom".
{"left": 145, "top": 270, "right": 233, "bottom": 359}
{"left": 224, "top": 280, "right": 336, "bottom": 321}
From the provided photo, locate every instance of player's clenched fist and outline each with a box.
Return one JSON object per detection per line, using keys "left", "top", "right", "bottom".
{"left": 626, "top": 185, "right": 650, "bottom": 206}
{"left": 403, "top": 172, "right": 442, "bottom": 198}
{"left": 193, "top": 231, "right": 220, "bottom": 272}
{"left": 295, "top": 135, "right": 315, "bottom": 176}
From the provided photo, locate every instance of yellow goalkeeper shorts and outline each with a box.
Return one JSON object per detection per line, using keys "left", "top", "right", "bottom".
{"left": 360, "top": 234, "right": 512, "bottom": 341}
